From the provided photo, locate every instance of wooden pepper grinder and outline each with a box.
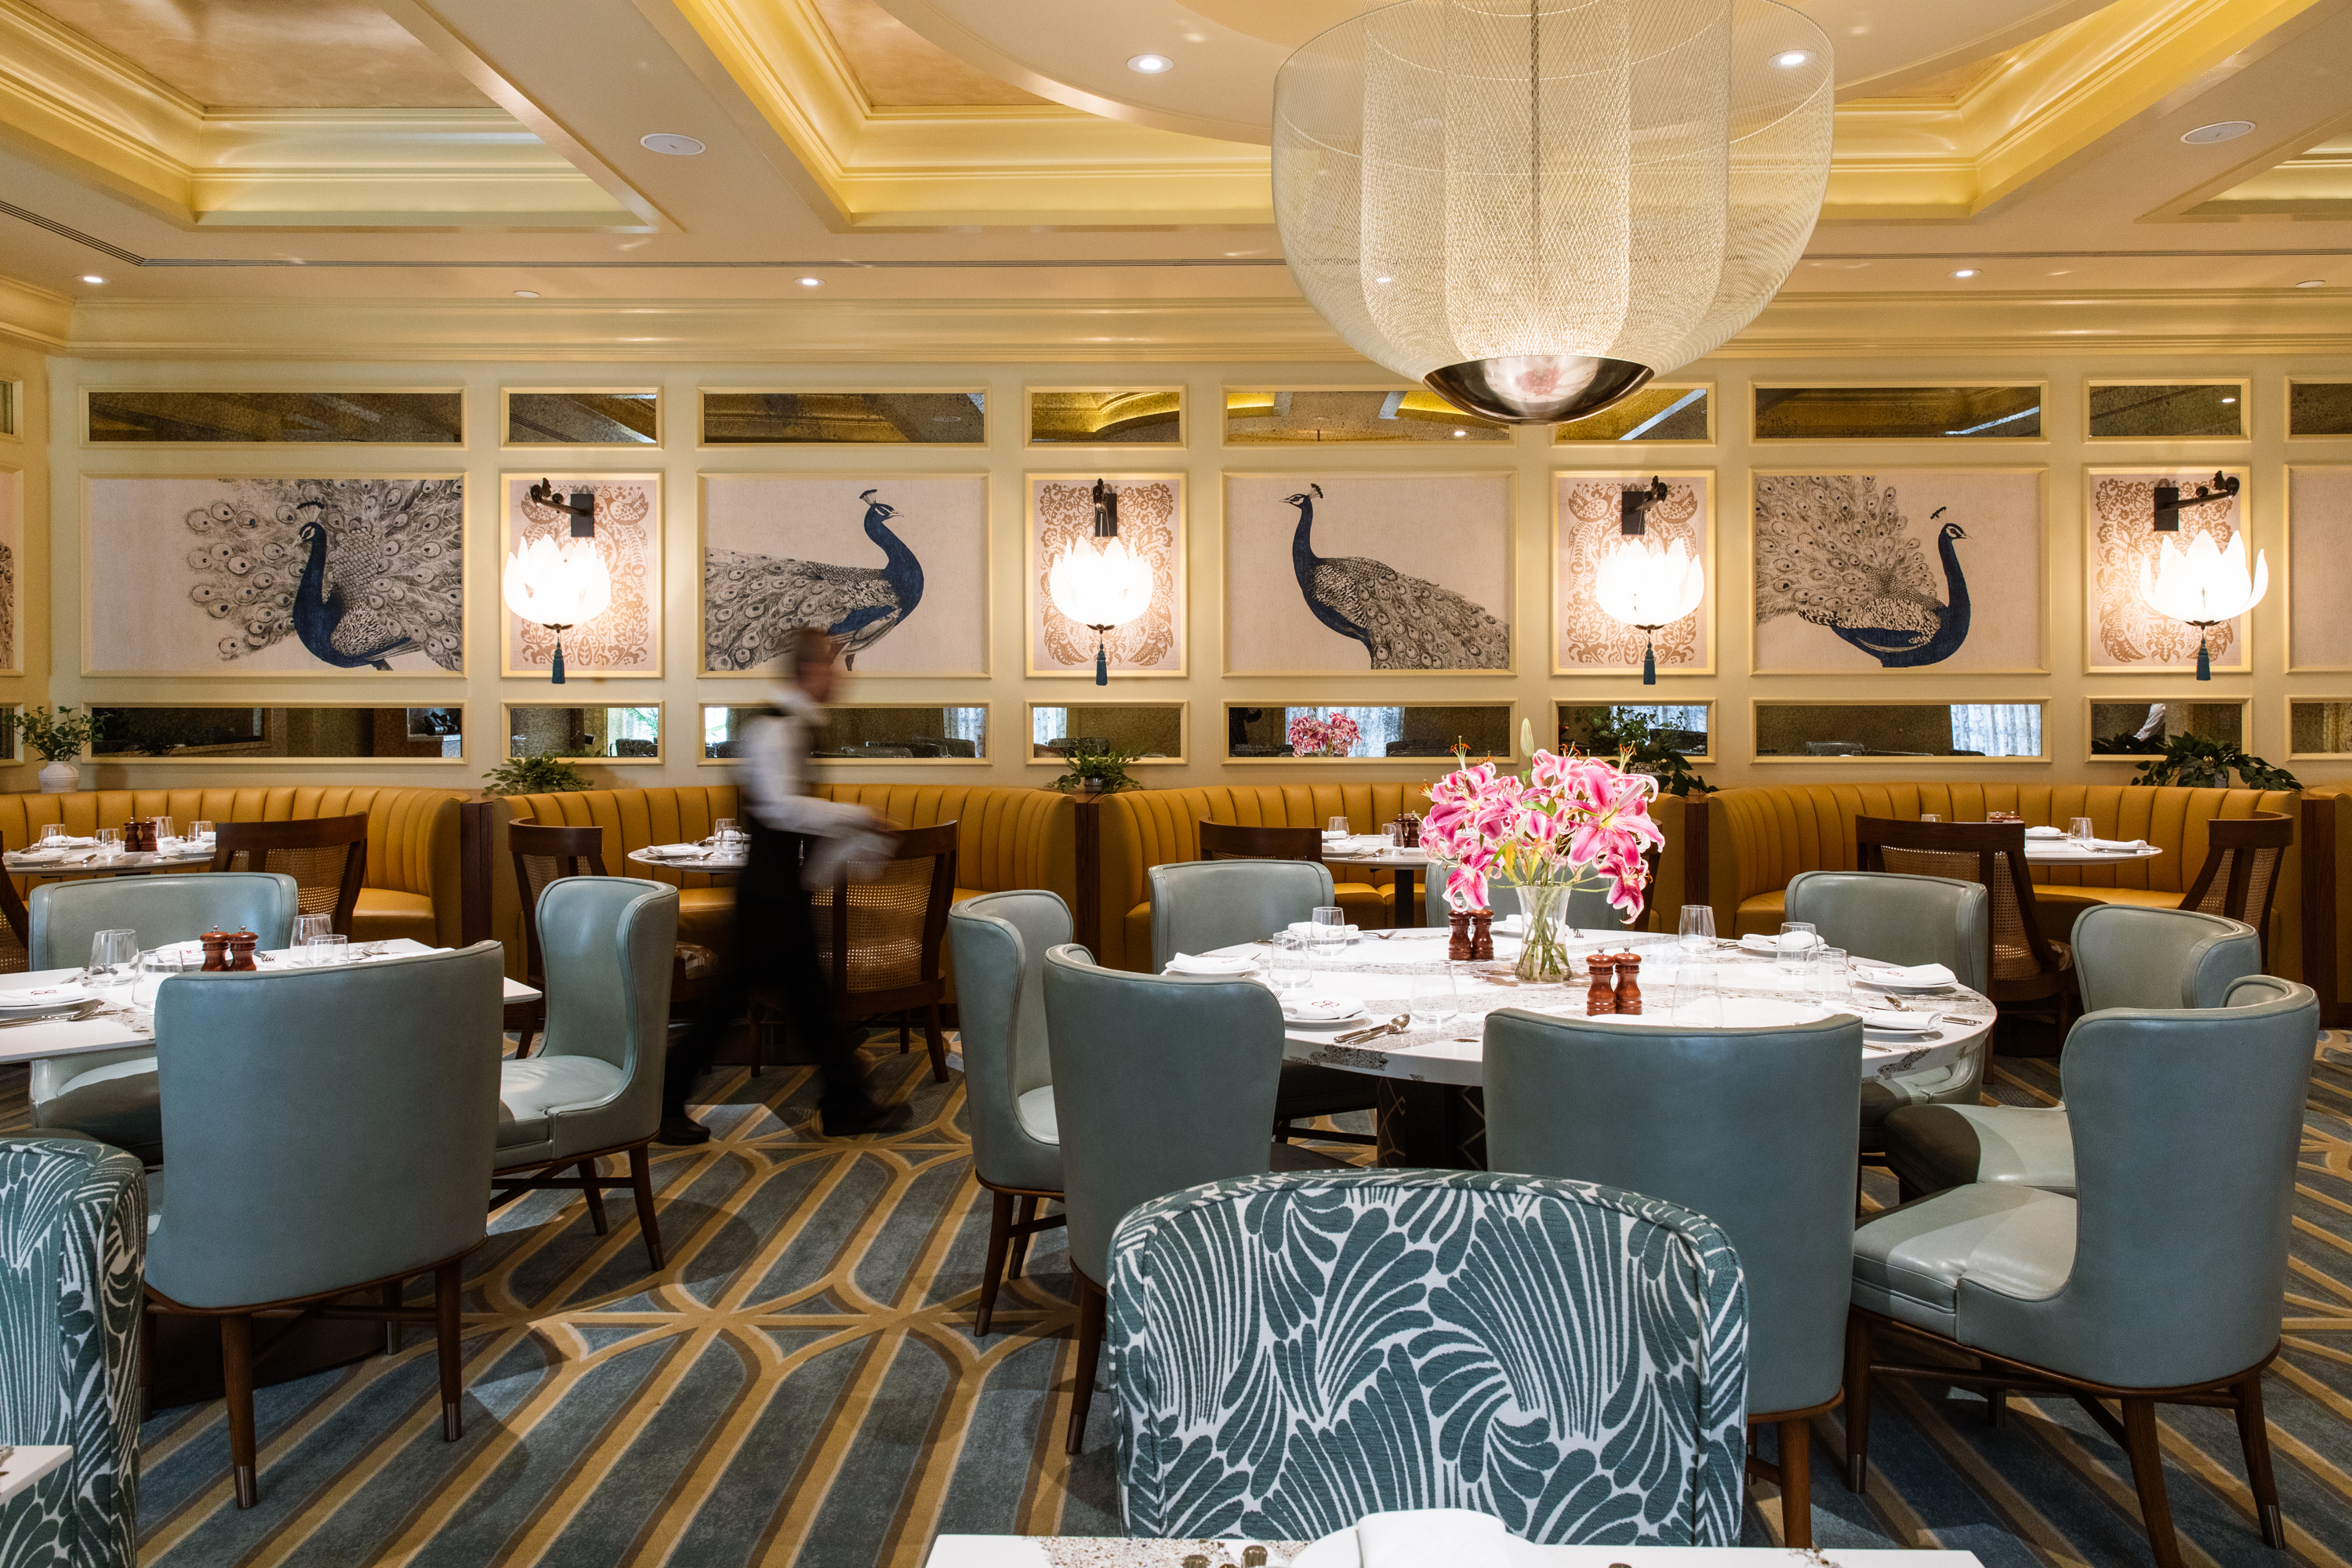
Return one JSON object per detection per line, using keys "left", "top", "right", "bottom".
{"left": 1470, "top": 909, "right": 1494, "bottom": 961}
{"left": 1585, "top": 954, "right": 1619, "bottom": 1015}
{"left": 1613, "top": 951, "right": 1643, "bottom": 1014}
{"left": 199, "top": 930, "right": 231, "bottom": 972}
{"left": 227, "top": 930, "right": 260, "bottom": 971}
{"left": 1447, "top": 908, "right": 1472, "bottom": 961}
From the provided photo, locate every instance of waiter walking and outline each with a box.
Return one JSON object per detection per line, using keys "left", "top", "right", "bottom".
{"left": 661, "top": 626, "right": 908, "bottom": 1143}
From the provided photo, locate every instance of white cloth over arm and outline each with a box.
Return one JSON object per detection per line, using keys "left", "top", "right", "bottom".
{"left": 739, "top": 687, "right": 897, "bottom": 888}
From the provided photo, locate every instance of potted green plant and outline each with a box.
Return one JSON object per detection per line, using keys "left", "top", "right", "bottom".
{"left": 483, "top": 751, "right": 593, "bottom": 797}
{"left": 1563, "top": 706, "right": 1716, "bottom": 798}
{"left": 2122, "top": 732, "right": 2300, "bottom": 791}
{"left": 1047, "top": 740, "right": 1142, "bottom": 794}
{"left": 8, "top": 705, "right": 105, "bottom": 795}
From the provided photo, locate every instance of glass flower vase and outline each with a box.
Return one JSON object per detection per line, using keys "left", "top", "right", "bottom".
{"left": 1512, "top": 881, "right": 1573, "bottom": 983}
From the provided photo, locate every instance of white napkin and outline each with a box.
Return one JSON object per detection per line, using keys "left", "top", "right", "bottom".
{"left": 644, "top": 843, "right": 706, "bottom": 859}
{"left": 1861, "top": 1007, "right": 1940, "bottom": 1032}
{"left": 1166, "top": 952, "right": 1257, "bottom": 975}
{"left": 34, "top": 836, "right": 96, "bottom": 848}
{"left": 1282, "top": 996, "right": 1360, "bottom": 1022}
{"left": 1357, "top": 1509, "right": 1513, "bottom": 1568}
{"left": 1287, "top": 921, "right": 1360, "bottom": 939}
{"left": 2088, "top": 837, "right": 2151, "bottom": 853}
{"left": 2025, "top": 825, "right": 2065, "bottom": 839}
{"left": 1740, "top": 931, "right": 1817, "bottom": 955}
{"left": 1853, "top": 960, "right": 1958, "bottom": 987}
{"left": 0, "top": 982, "right": 91, "bottom": 1008}
{"left": 10, "top": 848, "right": 65, "bottom": 863}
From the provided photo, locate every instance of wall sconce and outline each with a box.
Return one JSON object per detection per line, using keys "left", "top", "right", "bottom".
{"left": 503, "top": 479, "right": 612, "bottom": 684}
{"left": 1594, "top": 535, "right": 1705, "bottom": 685}
{"left": 2152, "top": 471, "right": 2239, "bottom": 532}
{"left": 2140, "top": 530, "right": 2265, "bottom": 680}
{"left": 1620, "top": 476, "right": 1669, "bottom": 535}
{"left": 1046, "top": 478, "right": 1154, "bottom": 685}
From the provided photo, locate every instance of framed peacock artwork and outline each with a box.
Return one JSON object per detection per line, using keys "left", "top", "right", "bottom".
{"left": 1221, "top": 472, "right": 1512, "bottom": 675}
{"left": 700, "top": 474, "right": 989, "bottom": 677}
{"left": 501, "top": 474, "right": 662, "bottom": 678}
{"left": 82, "top": 474, "right": 466, "bottom": 677}
{"left": 2284, "top": 467, "right": 2352, "bottom": 671}
{"left": 1750, "top": 468, "right": 2047, "bottom": 676}
{"left": 2085, "top": 467, "right": 2253, "bottom": 675}
{"left": 1553, "top": 470, "right": 1712, "bottom": 677}
{"left": 0, "top": 465, "right": 19, "bottom": 676}
{"left": 1029, "top": 474, "right": 1186, "bottom": 678}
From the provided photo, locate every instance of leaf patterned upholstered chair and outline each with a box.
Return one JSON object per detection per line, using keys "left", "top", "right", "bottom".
{"left": 1148, "top": 859, "right": 1377, "bottom": 1149}
{"left": 1108, "top": 1168, "right": 1749, "bottom": 1545}
{"left": 0, "top": 1137, "right": 144, "bottom": 1568}
{"left": 1042, "top": 945, "right": 1349, "bottom": 1457}
{"left": 1879, "top": 905, "right": 2259, "bottom": 1203}
{"left": 944, "top": 891, "right": 1072, "bottom": 1337}
{"left": 1483, "top": 1011, "right": 1858, "bottom": 1548}
{"left": 1846, "top": 976, "right": 2318, "bottom": 1568}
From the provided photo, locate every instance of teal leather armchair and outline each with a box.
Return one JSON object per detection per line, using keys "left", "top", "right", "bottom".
{"left": 0, "top": 1136, "right": 144, "bottom": 1568}
{"left": 27, "top": 872, "right": 298, "bottom": 1163}
{"left": 1041, "top": 944, "right": 1344, "bottom": 1457}
{"left": 945, "top": 891, "right": 1069, "bottom": 1336}
{"left": 1147, "top": 858, "right": 1376, "bottom": 1147}
{"left": 1484, "top": 1009, "right": 1859, "bottom": 1549}
{"left": 1881, "top": 904, "right": 2262, "bottom": 1200}
{"left": 1846, "top": 975, "right": 2318, "bottom": 1568}
{"left": 143, "top": 943, "right": 506, "bottom": 1507}
{"left": 490, "top": 877, "right": 675, "bottom": 1273}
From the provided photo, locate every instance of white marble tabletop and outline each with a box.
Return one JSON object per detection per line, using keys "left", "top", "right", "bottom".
{"left": 927, "top": 1536, "right": 1982, "bottom": 1568}
{"left": 2020, "top": 840, "right": 2165, "bottom": 866}
{"left": 3, "top": 844, "right": 216, "bottom": 877}
{"left": 627, "top": 846, "right": 746, "bottom": 873}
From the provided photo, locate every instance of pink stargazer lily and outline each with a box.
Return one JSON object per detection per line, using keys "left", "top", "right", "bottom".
{"left": 1421, "top": 746, "right": 1664, "bottom": 919}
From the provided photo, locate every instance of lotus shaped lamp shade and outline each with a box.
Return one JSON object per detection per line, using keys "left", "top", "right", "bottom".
{"left": 1594, "top": 537, "right": 1706, "bottom": 684}
{"left": 1047, "top": 535, "right": 1154, "bottom": 685}
{"left": 502, "top": 535, "right": 612, "bottom": 684}
{"left": 1273, "top": 0, "right": 1834, "bottom": 425}
{"left": 2138, "top": 530, "right": 2267, "bottom": 681}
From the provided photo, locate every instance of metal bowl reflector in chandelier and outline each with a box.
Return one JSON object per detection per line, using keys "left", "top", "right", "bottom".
{"left": 1274, "top": 0, "right": 1834, "bottom": 425}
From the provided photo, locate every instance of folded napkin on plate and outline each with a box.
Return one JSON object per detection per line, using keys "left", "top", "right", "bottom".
{"left": 1861, "top": 1007, "right": 1940, "bottom": 1031}
{"left": 1853, "top": 960, "right": 1957, "bottom": 987}
{"left": 2025, "top": 825, "right": 2065, "bottom": 839}
{"left": 1357, "top": 1508, "right": 1513, "bottom": 1568}
{"left": 1283, "top": 996, "right": 1358, "bottom": 1022}
{"left": 1739, "top": 931, "right": 1819, "bottom": 954}
{"left": 1166, "top": 952, "right": 1258, "bottom": 975}
{"left": 644, "top": 843, "right": 708, "bottom": 858}
{"left": 1287, "top": 921, "right": 1360, "bottom": 939}
{"left": 2088, "top": 837, "right": 2151, "bottom": 852}
{"left": 0, "top": 982, "right": 91, "bottom": 1007}
{"left": 9, "top": 848, "right": 65, "bottom": 862}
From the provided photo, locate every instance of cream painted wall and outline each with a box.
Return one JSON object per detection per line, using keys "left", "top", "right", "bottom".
{"left": 28, "top": 346, "right": 2352, "bottom": 800}
{"left": 0, "top": 336, "right": 52, "bottom": 787}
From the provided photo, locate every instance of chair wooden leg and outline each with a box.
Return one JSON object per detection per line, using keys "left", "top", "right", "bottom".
{"left": 381, "top": 1278, "right": 403, "bottom": 1356}
{"left": 138, "top": 1306, "right": 155, "bottom": 1424}
{"left": 1778, "top": 1416, "right": 1813, "bottom": 1548}
{"left": 2121, "top": 1396, "right": 2184, "bottom": 1568}
{"left": 1007, "top": 1196, "right": 1040, "bottom": 1280}
{"left": 1065, "top": 1272, "right": 1107, "bottom": 1456}
{"left": 1842, "top": 1311, "right": 1872, "bottom": 1494}
{"left": 628, "top": 1144, "right": 666, "bottom": 1273}
{"left": 579, "top": 1160, "right": 609, "bottom": 1235}
{"left": 1980, "top": 1357, "right": 2008, "bottom": 1428}
{"left": 924, "top": 1004, "right": 949, "bottom": 1082}
{"left": 222, "top": 1312, "right": 260, "bottom": 1508}
{"left": 899, "top": 1014, "right": 911, "bottom": 1051}
{"left": 1275, "top": 1119, "right": 1295, "bottom": 1145}
{"left": 435, "top": 1260, "right": 463, "bottom": 1442}
{"left": 750, "top": 1012, "right": 764, "bottom": 1078}
{"left": 2234, "top": 1372, "right": 2287, "bottom": 1548}
{"left": 977, "top": 1190, "right": 1014, "bottom": 1337}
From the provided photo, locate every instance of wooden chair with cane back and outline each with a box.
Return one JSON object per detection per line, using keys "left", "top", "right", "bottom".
{"left": 787, "top": 821, "right": 960, "bottom": 1083}
{"left": 209, "top": 813, "right": 369, "bottom": 937}
{"left": 508, "top": 817, "right": 717, "bottom": 1058}
{"left": 0, "top": 833, "right": 31, "bottom": 975}
{"left": 1855, "top": 817, "right": 2073, "bottom": 1023}
{"left": 2178, "top": 812, "right": 2296, "bottom": 964}
{"left": 1198, "top": 821, "right": 1323, "bottom": 862}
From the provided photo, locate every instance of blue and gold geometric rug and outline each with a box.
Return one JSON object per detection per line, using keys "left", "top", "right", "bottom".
{"left": 7, "top": 1036, "right": 2351, "bottom": 1567}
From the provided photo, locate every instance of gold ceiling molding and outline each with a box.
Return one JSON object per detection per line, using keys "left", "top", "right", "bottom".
{"left": 0, "top": 272, "right": 71, "bottom": 355}
{"left": 34, "top": 288, "right": 2350, "bottom": 364}
{"left": 0, "top": 0, "right": 648, "bottom": 230}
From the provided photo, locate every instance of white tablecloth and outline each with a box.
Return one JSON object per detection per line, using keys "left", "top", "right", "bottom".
{"left": 926, "top": 1536, "right": 1982, "bottom": 1568}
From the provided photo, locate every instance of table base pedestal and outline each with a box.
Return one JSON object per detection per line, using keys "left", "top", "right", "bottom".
{"left": 1374, "top": 1081, "right": 1487, "bottom": 1171}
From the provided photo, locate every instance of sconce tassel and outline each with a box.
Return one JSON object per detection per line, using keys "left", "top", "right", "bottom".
{"left": 549, "top": 624, "right": 571, "bottom": 686}
{"left": 1642, "top": 636, "right": 1657, "bottom": 686}
{"left": 1094, "top": 639, "right": 1108, "bottom": 687}
{"left": 2196, "top": 633, "right": 2211, "bottom": 682}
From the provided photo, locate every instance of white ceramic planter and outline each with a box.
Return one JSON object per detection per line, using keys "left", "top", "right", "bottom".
{"left": 38, "top": 760, "right": 79, "bottom": 795}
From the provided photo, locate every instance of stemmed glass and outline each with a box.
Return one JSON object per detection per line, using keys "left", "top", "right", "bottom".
{"left": 1677, "top": 905, "right": 1715, "bottom": 959}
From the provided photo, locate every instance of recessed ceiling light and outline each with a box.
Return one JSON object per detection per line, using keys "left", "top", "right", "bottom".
{"left": 797, "top": 276, "right": 823, "bottom": 287}
{"left": 2296, "top": 278, "right": 2326, "bottom": 288}
{"left": 1770, "top": 49, "right": 1814, "bottom": 68}
{"left": 1374, "top": 275, "right": 1393, "bottom": 284}
{"left": 1127, "top": 53, "right": 1174, "bottom": 74}
{"left": 2221, "top": 396, "right": 2238, "bottom": 404}
{"left": 1951, "top": 268, "right": 1978, "bottom": 278}
{"left": 1451, "top": 429, "right": 1467, "bottom": 438}
{"left": 639, "top": 132, "right": 706, "bottom": 156}
{"left": 80, "top": 274, "right": 103, "bottom": 285}
{"left": 514, "top": 289, "right": 540, "bottom": 298}
{"left": 2180, "top": 120, "right": 2254, "bottom": 145}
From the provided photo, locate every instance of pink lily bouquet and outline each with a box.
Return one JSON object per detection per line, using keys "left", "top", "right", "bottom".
{"left": 1288, "top": 711, "right": 1362, "bottom": 759}
{"left": 1421, "top": 747, "right": 1665, "bottom": 982}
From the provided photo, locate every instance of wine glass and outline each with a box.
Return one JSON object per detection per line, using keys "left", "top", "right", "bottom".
{"left": 132, "top": 948, "right": 191, "bottom": 1010}
{"left": 1777, "top": 920, "right": 1817, "bottom": 975}
{"left": 153, "top": 815, "right": 175, "bottom": 844}
{"left": 1327, "top": 815, "right": 1350, "bottom": 836}
{"left": 292, "top": 914, "right": 332, "bottom": 962}
{"left": 2069, "top": 816, "right": 2095, "bottom": 844}
{"left": 1677, "top": 904, "right": 1715, "bottom": 958}
{"left": 191, "top": 819, "right": 216, "bottom": 845}
{"left": 38, "top": 824, "right": 65, "bottom": 846}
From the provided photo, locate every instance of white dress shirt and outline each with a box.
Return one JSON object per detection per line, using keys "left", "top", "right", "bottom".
{"left": 739, "top": 684, "right": 895, "bottom": 888}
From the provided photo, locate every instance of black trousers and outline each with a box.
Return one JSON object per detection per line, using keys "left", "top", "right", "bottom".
{"left": 666, "top": 828, "right": 870, "bottom": 1118}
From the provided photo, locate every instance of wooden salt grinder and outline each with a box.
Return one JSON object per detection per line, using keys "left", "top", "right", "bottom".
{"left": 227, "top": 930, "right": 260, "bottom": 971}
{"left": 1613, "top": 952, "right": 1643, "bottom": 1014}
{"left": 199, "top": 930, "right": 231, "bottom": 973}
{"left": 1585, "top": 955, "right": 1618, "bottom": 1015}
{"left": 1470, "top": 909, "right": 1494, "bottom": 961}
{"left": 1447, "top": 909, "right": 1472, "bottom": 961}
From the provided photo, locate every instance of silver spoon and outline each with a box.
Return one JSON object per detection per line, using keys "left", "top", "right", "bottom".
{"left": 1334, "top": 1013, "right": 1409, "bottom": 1045}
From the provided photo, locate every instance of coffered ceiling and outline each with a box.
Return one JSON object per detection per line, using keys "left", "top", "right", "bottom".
{"left": 0, "top": 0, "right": 2345, "bottom": 323}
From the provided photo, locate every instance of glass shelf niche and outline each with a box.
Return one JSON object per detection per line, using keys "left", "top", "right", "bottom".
{"left": 87, "top": 390, "right": 463, "bottom": 444}
{"left": 1755, "top": 703, "right": 2046, "bottom": 760}
{"left": 700, "top": 392, "right": 985, "bottom": 445}
{"left": 1557, "top": 702, "right": 1712, "bottom": 761}
{"left": 1224, "top": 390, "right": 1509, "bottom": 444}
{"left": 507, "top": 705, "right": 662, "bottom": 762}
{"left": 1227, "top": 703, "right": 1513, "bottom": 760}
{"left": 90, "top": 706, "right": 463, "bottom": 761}
{"left": 699, "top": 705, "right": 986, "bottom": 760}
{"left": 1029, "top": 704, "right": 1184, "bottom": 762}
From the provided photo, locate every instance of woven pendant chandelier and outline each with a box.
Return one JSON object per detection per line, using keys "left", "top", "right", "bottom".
{"left": 1274, "top": 0, "right": 1833, "bottom": 424}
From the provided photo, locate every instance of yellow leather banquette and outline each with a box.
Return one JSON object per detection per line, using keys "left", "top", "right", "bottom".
{"left": 488, "top": 783, "right": 1076, "bottom": 980}
{"left": 1692, "top": 782, "right": 2314, "bottom": 978}
{"left": 1091, "top": 784, "right": 1701, "bottom": 973}
{"left": 0, "top": 786, "right": 466, "bottom": 945}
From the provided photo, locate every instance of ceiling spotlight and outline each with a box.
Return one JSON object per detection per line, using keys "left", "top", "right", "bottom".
{"left": 2296, "top": 279, "right": 2326, "bottom": 288}
{"left": 1771, "top": 49, "right": 1815, "bottom": 67}
{"left": 2180, "top": 120, "right": 2254, "bottom": 145}
{"left": 1951, "top": 268, "right": 1978, "bottom": 278}
{"left": 1126, "top": 53, "right": 1174, "bottom": 74}
{"left": 639, "top": 132, "right": 706, "bottom": 156}
{"left": 1451, "top": 429, "right": 1467, "bottom": 438}
{"left": 1374, "top": 275, "right": 1393, "bottom": 284}
{"left": 514, "top": 289, "right": 540, "bottom": 298}
{"left": 80, "top": 274, "right": 104, "bottom": 285}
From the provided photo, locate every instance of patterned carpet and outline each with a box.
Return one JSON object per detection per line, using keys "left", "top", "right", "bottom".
{"left": 2, "top": 1034, "right": 2350, "bottom": 1568}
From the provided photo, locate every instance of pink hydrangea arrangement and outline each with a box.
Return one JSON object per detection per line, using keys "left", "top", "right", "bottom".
{"left": 1287, "top": 711, "right": 1363, "bottom": 758}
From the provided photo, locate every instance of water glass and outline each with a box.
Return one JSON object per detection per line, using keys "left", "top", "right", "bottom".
{"left": 1327, "top": 815, "right": 1350, "bottom": 836}
{"left": 1777, "top": 920, "right": 1817, "bottom": 975}
{"left": 2068, "top": 816, "right": 2095, "bottom": 843}
{"left": 1918, "top": 813, "right": 1941, "bottom": 823}
{"left": 1813, "top": 946, "right": 1850, "bottom": 1005}
{"left": 86, "top": 928, "right": 136, "bottom": 989}
{"left": 132, "top": 948, "right": 190, "bottom": 1010}
{"left": 94, "top": 828, "right": 122, "bottom": 857}
{"left": 1309, "top": 906, "right": 1348, "bottom": 947}
{"left": 292, "top": 913, "right": 333, "bottom": 959}
{"left": 38, "top": 824, "right": 65, "bottom": 845}
{"left": 1677, "top": 904, "right": 1716, "bottom": 957}
{"left": 1269, "top": 933, "right": 1310, "bottom": 993}
{"left": 1672, "top": 966, "right": 1722, "bottom": 1027}
{"left": 1410, "top": 966, "right": 1460, "bottom": 1032}
{"left": 713, "top": 818, "right": 741, "bottom": 844}
{"left": 153, "top": 816, "right": 175, "bottom": 844}
{"left": 191, "top": 819, "right": 216, "bottom": 843}
{"left": 305, "top": 934, "right": 350, "bottom": 966}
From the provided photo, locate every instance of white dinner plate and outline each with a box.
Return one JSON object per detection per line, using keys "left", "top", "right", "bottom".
{"left": 0, "top": 982, "right": 92, "bottom": 1010}
{"left": 1165, "top": 954, "right": 1259, "bottom": 976}
{"left": 1291, "top": 1526, "right": 1549, "bottom": 1568}
{"left": 1283, "top": 1000, "right": 1367, "bottom": 1025}
{"left": 1860, "top": 1009, "right": 1941, "bottom": 1035}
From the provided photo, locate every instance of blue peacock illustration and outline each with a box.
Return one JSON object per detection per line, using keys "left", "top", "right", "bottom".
{"left": 703, "top": 488, "right": 924, "bottom": 671}
{"left": 1754, "top": 475, "right": 1970, "bottom": 667}
{"left": 1286, "top": 484, "right": 1510, "bottom": 669}
{"left": 183, "top": 478, "right": 463, "bottom": 670}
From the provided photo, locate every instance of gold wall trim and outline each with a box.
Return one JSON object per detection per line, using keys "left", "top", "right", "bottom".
{"left": 0, "top": 274, "right": 71, "bottom": 356}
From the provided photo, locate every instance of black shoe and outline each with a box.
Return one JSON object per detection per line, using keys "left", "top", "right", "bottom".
{"left": 657, "top": 1115, "right": 713, "bottom": 1146}
{"left": 820, "top": 1100, "right": 915, "bottom": 1138}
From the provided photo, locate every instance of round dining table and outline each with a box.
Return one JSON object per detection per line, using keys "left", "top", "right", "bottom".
{"left": 1319, "top": 837, "right": 1430, "bottom": 926}
{"left": 626, "top": 845, "right": 744, "bottom": 880}
{"left": 1194, "top": 927, "right": 1994, "bottom": 1168}
{"left": 2020, "top": 837, "right": 2164, "bottom": 866}
{"left": 2, "top": 844, "right": 216, "bottom": 881}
